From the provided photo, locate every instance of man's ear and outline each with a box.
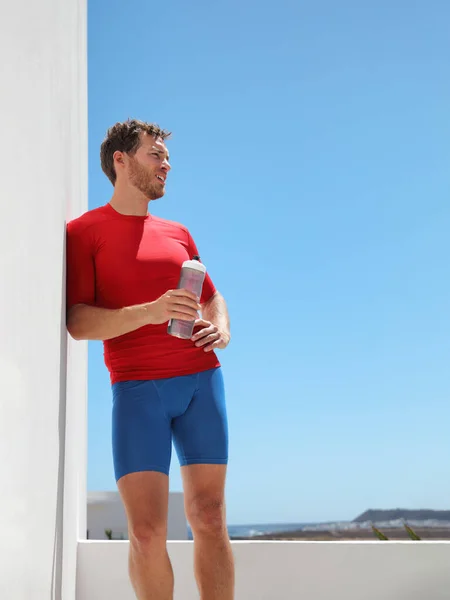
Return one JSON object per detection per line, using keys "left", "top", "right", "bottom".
{"left": 115, "top": 150, "right": 124, "bottom": 162}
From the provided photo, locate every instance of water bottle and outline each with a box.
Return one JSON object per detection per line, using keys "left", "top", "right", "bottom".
{"left": 167, "top": 255, "right": 206, "bottom": 339}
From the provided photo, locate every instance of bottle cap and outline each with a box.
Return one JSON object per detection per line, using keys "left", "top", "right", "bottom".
{"left": 182, "top": 256, "right": 206, "bottom": 273}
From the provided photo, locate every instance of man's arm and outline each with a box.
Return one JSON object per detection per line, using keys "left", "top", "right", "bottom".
{"left": 67, "top": 289, "right": 201, "bottom": 341}
{"left": 202, "top": 292, "right": 230, "bottom": 341}
{"left": 191, "top": 291, "right": 231, "bottom": 352}
{"left": 67, "top": 303, "right": 155, "bottom": 341}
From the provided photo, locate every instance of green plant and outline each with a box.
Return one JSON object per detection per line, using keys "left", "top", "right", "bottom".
{"left": 105, "top": 529, "right": 113, "bottom": 540}
{"left": 371, "top": 525, "right": 389, "bottom": 541}
{"left": 370, "top": 522, "right": 422, "bottom": 541}
{"left": 404, "top": 523, "right": 421, "bottom": 541}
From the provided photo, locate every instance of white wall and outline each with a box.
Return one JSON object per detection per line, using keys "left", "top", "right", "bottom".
{"left": 77, "top": 541, "right": 450, "bottom": 600}
{"left": 87, "top": 491, "right": 188, "bottom": 540}
{"left": 0, "top": 0, "right": 87, "bottom": 598}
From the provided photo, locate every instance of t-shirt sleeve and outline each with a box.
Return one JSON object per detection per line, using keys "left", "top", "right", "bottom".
{"left": 66, "top": 222, "right": 96, "bottom": 312}
{"left": 185, "top": 229, "right": 217, "bottom": 304}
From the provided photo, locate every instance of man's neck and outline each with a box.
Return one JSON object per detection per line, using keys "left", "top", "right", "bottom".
{"left": 109, "top": 186, "right": 149, "bottom": 216}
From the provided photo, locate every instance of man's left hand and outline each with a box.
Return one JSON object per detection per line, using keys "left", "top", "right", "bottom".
{"left": 191, "top": 319, "right": 230, "bottom": 352}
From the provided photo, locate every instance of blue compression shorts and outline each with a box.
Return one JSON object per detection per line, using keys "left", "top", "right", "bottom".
{"left": 111, "top": 367, "right": 228, "bottom": 481}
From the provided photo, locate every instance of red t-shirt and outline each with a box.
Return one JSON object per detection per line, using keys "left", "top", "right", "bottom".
{"left": 66, "top": 203, "right": 220, "bottom": 383}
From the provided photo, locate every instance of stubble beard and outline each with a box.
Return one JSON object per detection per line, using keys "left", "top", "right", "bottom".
{"left": 128, "top": 157, "right": 165, "bottom": 201}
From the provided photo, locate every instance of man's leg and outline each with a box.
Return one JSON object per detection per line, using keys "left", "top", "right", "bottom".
{"left": 171, "top": 367, "right": 234, "bottom": 599}
{"left": 118, "top": 471, "right": 174, "bottom": 600}
{"left": 118, "top": 472, "right": 173, "bottom": 600}
{"left": 112, "top": 379, "right": 175, "bottom": 600}
{"left": 182, "top": 464, "right": 234, "bottom": 600}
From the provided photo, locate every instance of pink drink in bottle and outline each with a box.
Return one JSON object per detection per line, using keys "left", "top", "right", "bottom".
{"left": 167, "top": 255, "right": 206, "bottom": 339}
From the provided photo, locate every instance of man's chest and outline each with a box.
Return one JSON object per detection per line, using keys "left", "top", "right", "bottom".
{"left": 94, "top": 224, "right": 190, "bottom": 305}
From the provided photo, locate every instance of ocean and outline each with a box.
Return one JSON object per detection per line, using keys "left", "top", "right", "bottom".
{"left": 227, "top": 522, "right": 309, "bottom": 538}
{"left": 187, "top": 522, "right": 311, "bottom": 540}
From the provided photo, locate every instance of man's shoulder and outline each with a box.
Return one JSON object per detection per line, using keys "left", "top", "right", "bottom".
{"left": 67, "top": 204, "right": 111, "bottom": 236}
{"left": 152, "top": 214, "right": 189, "bottom": 235}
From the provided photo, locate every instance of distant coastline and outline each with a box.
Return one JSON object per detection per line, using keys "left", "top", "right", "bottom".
{"left": 353, "top": 508, "right": 450, "bottom": 523}
{"left": 226, "top": 509, "right": 450, "bottom": 541}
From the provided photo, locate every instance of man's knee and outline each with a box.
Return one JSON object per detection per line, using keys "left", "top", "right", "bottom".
{"left": 129, "top": 519, "right": 167, "bottom": 552}
{"left": 187, "top": 495, "right": 226, "bottom": 535}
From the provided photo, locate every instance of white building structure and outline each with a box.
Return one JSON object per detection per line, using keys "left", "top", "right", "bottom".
{"left": 3, "top": 0, "right": 450, "bottom": 598}
{"left": 87, "top": 491, "right": 188, "bottom": 541}
{"left": 1, "top": 0, "right": 87, "bottom": 599}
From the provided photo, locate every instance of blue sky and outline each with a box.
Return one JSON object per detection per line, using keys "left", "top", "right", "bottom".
{"left": 87, "top": 0, "right": 450, "bottom": 525}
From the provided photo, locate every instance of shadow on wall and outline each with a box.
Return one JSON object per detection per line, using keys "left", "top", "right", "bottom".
{"left": 51, "top": 223, "right": 68, "bottom": 599}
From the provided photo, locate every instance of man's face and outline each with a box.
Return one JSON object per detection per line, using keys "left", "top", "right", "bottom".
{"left": 125, "top": 133, "right": 171, "bottom": 200}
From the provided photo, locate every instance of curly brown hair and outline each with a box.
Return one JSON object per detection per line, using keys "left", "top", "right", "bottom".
{"left": 100, "top": 119, "right": 171, "bottom": 185}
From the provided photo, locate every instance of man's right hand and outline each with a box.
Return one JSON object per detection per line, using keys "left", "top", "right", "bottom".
{"left": 147, "top": 289, "right": 201, "bottom": 325}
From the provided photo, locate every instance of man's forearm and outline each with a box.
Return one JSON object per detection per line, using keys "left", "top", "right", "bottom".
{"left": 202, "top": 291, "right": 230, "bottom": 341}
{"left": 67, "top": 303, "right": 152, "bottom": 341}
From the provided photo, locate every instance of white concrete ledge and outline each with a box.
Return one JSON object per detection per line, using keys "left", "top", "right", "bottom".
{"left": 77, "top": 540, "right": 450, "bottom": 599}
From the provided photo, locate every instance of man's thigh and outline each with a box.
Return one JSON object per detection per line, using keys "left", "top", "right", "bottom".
{"left": 112, "top": 379, "right": 174, "bottom": 534}
{"left": 181, "top": 463, "right": 228, "bottom": 500}
{"left": 118, "top": 470, "right": 170, "bottom": 535}
{"left": 172, "top": 367, "right": 229, "bottom": 468}
{"left": 181, "top": 463, "right": 229, "bottom": 525}
{"left": 112, "top": 379, "right": 173, "bottom": 481}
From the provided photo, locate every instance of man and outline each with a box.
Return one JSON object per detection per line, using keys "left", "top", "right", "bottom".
{"left": 66, "top": 119, "right": 234, "bottom": 600}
